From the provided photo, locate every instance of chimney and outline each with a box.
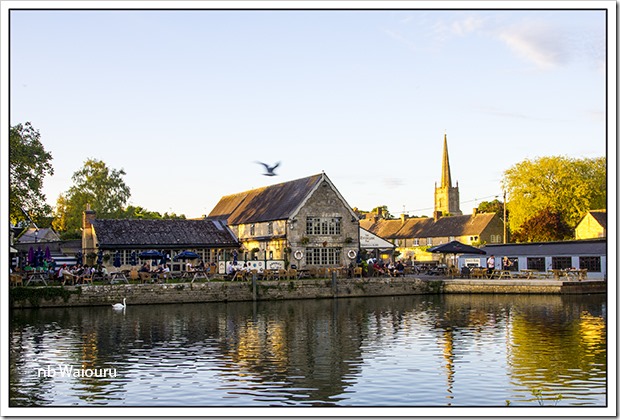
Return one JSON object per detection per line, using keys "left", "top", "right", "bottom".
{"left": 400, "top": 213, "right": 408, "bottom": 223}
{"left": 472, "top": 207, "right": 478, "bottom": 216}
{"left": 434, "top": 210, "right": 442, "bottom": 222}
{"left": 83, "top": 204, "right": 96, "bottom": 230}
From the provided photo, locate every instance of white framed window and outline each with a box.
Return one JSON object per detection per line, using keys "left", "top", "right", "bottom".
{"left": 306, "top": 217, "right": 341, "bottom": 235}
{"left": 306, "top": 248, "right": 341, "bottom": 265}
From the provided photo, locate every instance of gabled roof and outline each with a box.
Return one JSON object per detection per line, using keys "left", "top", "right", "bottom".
{"left": 588, "top": 210, "right": 607, "bottom": 229}
{"left": 209, "top": 173, "right": 349, "bottom": 225}
{"left": 360, "top": 213, "right": 498, "bottom": 239}
{"left": 16, "top": 227, "right": 61, "bottom": 243}
{"left": 92, "top": 219, "right": 238, "bottom": 249}
{"left": 425, "top": 213, "right": 497, "bottom": 237}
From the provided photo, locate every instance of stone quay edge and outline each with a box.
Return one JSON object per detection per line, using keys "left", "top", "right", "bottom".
{"left": 9, "top": 277, "right": 606, "bottom": 309}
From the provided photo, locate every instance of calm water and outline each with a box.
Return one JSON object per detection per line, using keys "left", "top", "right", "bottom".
{"left": 9, "top": 294, "right": 606, "bottom": 407}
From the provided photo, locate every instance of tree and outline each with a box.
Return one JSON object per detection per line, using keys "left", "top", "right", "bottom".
{"left": 511, "top": 208, "right": 573, "bottom": 242}
{"left": 477, "top": 199, "right": 504, "bottom": 214}
{"left": 119, "top": 205, "right": 186, "bottom": 220}
{"left": 9, "top": 123, "right": 54, "bottom": 225}
{"left": 52, "top": 159, "right": 131, "bottom": 238}
{"left": 502, "top": 156, "right": 606, "bottom": 235}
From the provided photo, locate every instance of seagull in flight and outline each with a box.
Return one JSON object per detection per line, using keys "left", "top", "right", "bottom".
{"left": 256, "top": 161, "right": 280, "bottom": 176}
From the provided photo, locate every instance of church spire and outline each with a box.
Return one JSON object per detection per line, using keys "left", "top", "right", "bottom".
{"left": 441, "top": 133, "right": 452, "bottom": 188}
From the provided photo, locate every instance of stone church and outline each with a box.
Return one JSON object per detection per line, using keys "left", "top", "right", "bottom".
{"left": 434, "top": 133, "right": 462, "bottom": 217}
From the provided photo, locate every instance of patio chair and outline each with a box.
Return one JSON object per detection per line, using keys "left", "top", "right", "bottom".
{"left": 10, "top": 274, "right": 23, "bottom": 287}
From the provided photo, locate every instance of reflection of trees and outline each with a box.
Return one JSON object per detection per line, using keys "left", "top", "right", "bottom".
{"left": 506, "top": 295, "right": 606, "bottom": 404}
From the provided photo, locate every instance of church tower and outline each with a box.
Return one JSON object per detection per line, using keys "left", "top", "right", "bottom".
{"left": 434, "top": 134, "right": 462, "bottom": 216}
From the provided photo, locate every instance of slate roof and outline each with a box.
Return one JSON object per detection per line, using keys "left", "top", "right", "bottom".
{"left": 475, "top": 239, "right": 606, "bottom": 257}
{"left": 588, "top": 210, "right": 607, "bottom": 229}
{"left": 209, "top": 174, "right": 325, "bottom": 225}
{"left": 92, "top": 219, "right": 239, "bottom": 249}
{"left": 360, "top": 213, "right": 497, "bottom": 239}
{"left": 16, "top": 227, "right": 61, "bottom": 243}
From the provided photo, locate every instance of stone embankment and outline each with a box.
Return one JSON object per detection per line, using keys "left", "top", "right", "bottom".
{"left": 9, "top": 277, "right": 606, "bottom": 309}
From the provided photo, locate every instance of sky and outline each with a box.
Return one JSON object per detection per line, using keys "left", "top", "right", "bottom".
{"left": 5, "top": 2, "right": 612, "bottom": 220}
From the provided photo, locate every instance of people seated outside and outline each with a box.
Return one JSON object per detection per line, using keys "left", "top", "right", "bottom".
{"left": 197, "top": 261, "right": 205, "bottom": 270}
{"left": 138, "top": 263, "right": 150, "bottom": 273}
{"left": 386, "top": 261, "right": 396, "bottom": 276}
{"left": 372, "top": 261, "right": 385, "bottom": 276}
{"left": 58, "top": 264, "right": 68, "bottom": 280}
{"left": 186, "top": 262, "right": 194, "bottom": 272}
{"left": 394, "top": 261, "right": 405, "bottom": 277}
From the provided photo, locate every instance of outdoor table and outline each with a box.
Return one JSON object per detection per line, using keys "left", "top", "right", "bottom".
{"left": 25, "top": 272, "right": 48, "bottom": 286}
{"left": 109, "top": 271, "right": 129, "bottom": 284}
{"left": 519, "top": 269, "right": 538, "bottom": 279}
{"left": 190, "top": 270, "right": 209, "bottom": 283}
{"left": 492, "top": 270, "right": 514, "bottom": 279}
{"left": 564, "top": 269, "right": 582, "bottom": 281}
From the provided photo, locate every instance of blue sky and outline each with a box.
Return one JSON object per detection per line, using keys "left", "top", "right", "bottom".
{"left": 7, "top": 4, "right": 610, "bottom": 219}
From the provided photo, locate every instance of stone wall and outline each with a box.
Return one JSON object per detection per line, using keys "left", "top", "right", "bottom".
{"left": 10, "top": 278, "right": 438, "bottom": 309}
{"left": 10, "top": 278, "right": 605, "bottom": 309}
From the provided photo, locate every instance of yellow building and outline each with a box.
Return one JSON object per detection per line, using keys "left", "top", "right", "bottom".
{"left": 575, "top": 210, "right": 606, "bottom": 239}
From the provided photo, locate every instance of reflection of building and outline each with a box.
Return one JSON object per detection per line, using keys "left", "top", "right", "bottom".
{"left": 575, "top": 210, "right": 606, "bottom": 239}
{"left": 209, "top": 173, "right": 359, "bottom": 268}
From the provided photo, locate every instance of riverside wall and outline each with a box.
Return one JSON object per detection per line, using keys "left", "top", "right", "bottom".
{"left": 9, "top": 277, "right": 606, "bottom": 309}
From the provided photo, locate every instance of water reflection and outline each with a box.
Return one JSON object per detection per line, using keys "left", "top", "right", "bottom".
{"left": 10, "top": 294, "right": 606, "bottom": 407}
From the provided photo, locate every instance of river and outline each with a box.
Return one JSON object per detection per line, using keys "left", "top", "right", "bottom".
{"left": 9, "top": 294, "right": 606, "bottom": 409}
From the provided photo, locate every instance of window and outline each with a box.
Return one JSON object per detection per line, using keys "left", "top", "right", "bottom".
{"left": 490, "top": 235, "right": 501, "bottom": 243}
{"left": 427, "top": 238, "right": 432, "bottom": 246}
{"left": 579, "top": 256, "right": 601, "bottom": 272}
{"left": 267, "top": 222, "right": 273, "bottom": 235}
{"left": 250, "top": 224, "right": 255, "bottom": 236}
{"left": 306, "top": 248, "right": 341, "bottom": 265}
{"left": 414, "top": 238, "right": 419, "bottom": 246}
{"left": 552, "top": 257, "right": 572, "bottom": 270}
{"left": 527, "top": 257, "right": 546, "bottom": 271}
{"left": 306, "top": 217, "right": 341, "bottom": 235}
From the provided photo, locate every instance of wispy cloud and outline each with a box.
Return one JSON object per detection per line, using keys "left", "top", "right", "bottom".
{"left": 384, "top": 12, "right": 604, "bottom": 72}
{"left": 497, "top": 21, "right": 568, "bottom": 69}
{"left": 383, "top": 178, "right": 405, "bottom": 188}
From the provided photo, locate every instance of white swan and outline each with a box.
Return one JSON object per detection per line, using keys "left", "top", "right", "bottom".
{"left": 112, "top": 298, "right": 126, "bottom": 310}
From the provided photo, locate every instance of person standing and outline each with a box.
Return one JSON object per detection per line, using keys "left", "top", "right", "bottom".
{"left": 486, "top": 255, "right": 495, "bottom": 276}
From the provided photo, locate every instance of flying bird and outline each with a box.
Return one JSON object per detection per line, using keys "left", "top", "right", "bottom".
{"left": 256, "top": 161, "right": 280, "bottom": 176}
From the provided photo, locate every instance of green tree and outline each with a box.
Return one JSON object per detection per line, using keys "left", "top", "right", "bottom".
{"left": 120, "top": 205, "right": 186, "bottom": 220}
{"left": 9, "top": 123, "right": 54, "bottom": 225}
{"left": 502, "top": 156, "right": 606, "bottom": 235}
{"left": 512, "top": 208, "right": 573, "bottom": 242}
{"left": 52, "top": 159, "right": 131, "bottom": 238}
{"left": 477, "top": 199, "right": 504, "bottom": 214}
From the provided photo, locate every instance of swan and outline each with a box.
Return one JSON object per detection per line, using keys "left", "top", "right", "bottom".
{"left": 112, "top": 298, "right": 126, "bottom": 310}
